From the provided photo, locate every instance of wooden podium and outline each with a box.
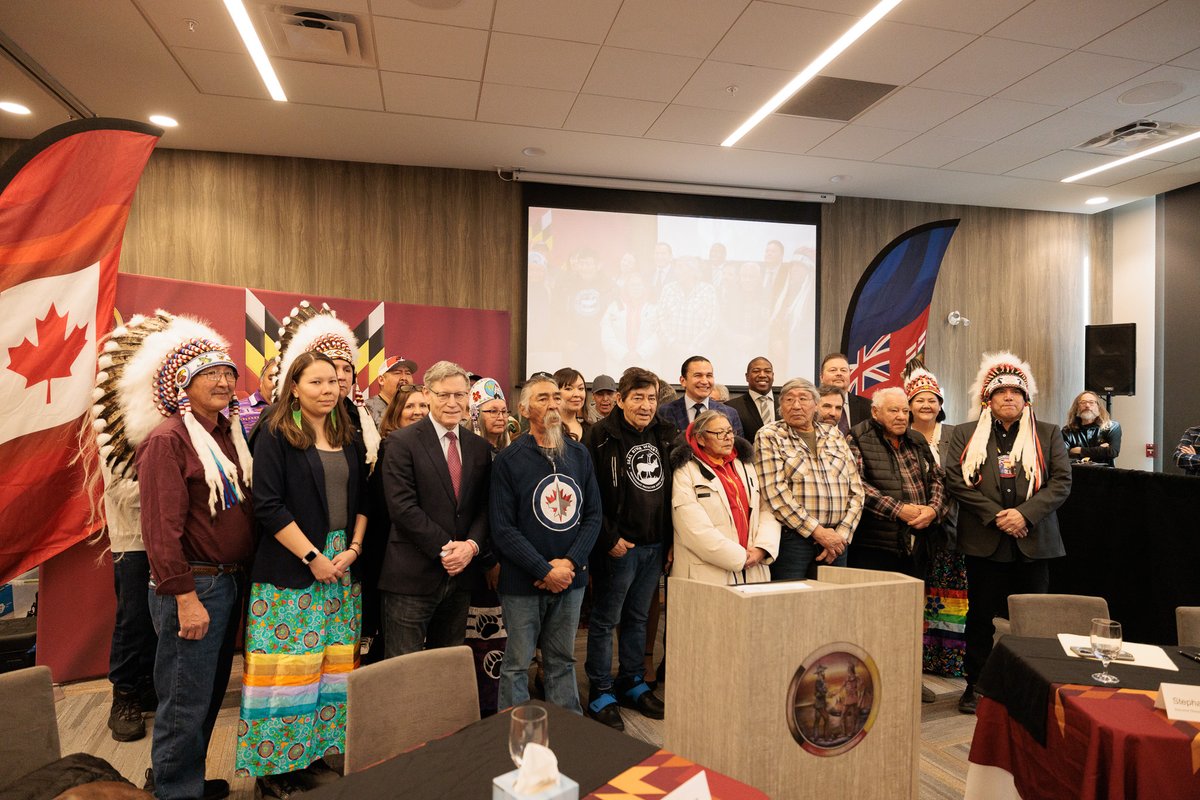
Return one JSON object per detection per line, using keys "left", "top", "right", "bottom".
{"left": 664, "top": 567, "right": 924, "bottom": 800}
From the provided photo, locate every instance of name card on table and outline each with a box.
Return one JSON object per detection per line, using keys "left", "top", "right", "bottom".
{"left": 1155, "top": 684, "right": 1200, "bottom": 722}
{"left": 663, "top": 770, "right": 712, "bottom": 800}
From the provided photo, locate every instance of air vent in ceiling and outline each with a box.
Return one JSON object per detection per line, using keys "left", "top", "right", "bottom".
{"left": 251, "top": 4, "right": 375, "bottom": 67}
{"left": 775, "top": 76, "right": 898, "bottom": 122}
{"left": 1075, "top": 119, "right": 1200, "bottom": 156}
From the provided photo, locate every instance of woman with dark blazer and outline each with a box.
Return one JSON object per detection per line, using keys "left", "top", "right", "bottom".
{"left": 236, "top": 351, "right": 368, "bottom": 796}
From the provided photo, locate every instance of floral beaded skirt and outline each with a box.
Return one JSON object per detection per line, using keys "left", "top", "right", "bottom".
{"left": 235, "top": 529, "right": 361, "bottom": 777}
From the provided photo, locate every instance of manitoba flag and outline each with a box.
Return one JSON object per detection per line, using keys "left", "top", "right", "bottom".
{"left": 0, "top": 119, "right": 160, "bottom": 584}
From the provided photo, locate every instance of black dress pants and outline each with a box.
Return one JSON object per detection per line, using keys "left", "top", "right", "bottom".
{"left": 963, "top": 555, "right": 1050, "bottom": 685}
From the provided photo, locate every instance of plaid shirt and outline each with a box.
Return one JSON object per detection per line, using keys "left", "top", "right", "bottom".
{"left": 754, "top": 420, "right": 864, "bottom": 541}
{"left": 1175, "top": 425, "right": 1200, "bottom": 475}
{"left": 847, "top": 425, "right": 946, "bottom": 521}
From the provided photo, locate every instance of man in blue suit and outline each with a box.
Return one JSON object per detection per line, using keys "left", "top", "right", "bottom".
{"left": 658, "top": 355, "right": 745, "bottom": 437}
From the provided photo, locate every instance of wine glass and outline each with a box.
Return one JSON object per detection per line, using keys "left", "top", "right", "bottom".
{"left": 1090, "top": 618, "right": 1122, "bottom": 685}
{"left": 509, "top": 704, "right": 549, "bottom": 768}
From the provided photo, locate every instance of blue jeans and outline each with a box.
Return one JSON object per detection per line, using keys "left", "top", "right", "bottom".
{"left": 585, "top": 544, "right": 662, "bottom": 693}
{"left": 380, "top": 576, "right": 472, "bottom": 658}
{"left": 148, "top": 572, "right": 243, "bottom": 800}
{"left": 499, "top": 588, "right": 585, "bottom": 714}
{"left": 770, "top": 530, "right": 847, "bottom": 581}
{"left": 110, "top": 551, "right": 157, "bottom": 695}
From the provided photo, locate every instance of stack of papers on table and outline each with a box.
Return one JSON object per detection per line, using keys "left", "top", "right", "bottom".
{"left": 1057, "top": 633, "right": 1178, "bottom": 671}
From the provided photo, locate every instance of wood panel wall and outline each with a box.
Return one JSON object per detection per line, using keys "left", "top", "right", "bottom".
{"left": 1, "top": 136, "right": 1112, "bottom": 416}
{"left": 821, "top": 196, "right": 1111, "bottom": 424}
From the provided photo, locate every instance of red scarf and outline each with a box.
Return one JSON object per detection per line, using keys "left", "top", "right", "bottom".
{"left": 686, "top": 423, "right": 751, "bottom": 548}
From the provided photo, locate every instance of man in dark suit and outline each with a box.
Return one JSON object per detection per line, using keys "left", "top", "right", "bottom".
{"left": 658, "top": 355, "right": 744, "bottom": 437}
{"left": 727, "top": 356, "right": 775, "bottom": 443}
{"left": 380, "top": 360, "right": 491, "bottom": 657}
{"left": 819, "top": 352, "right": 872, "bottom": 433}
{"left": 944, "top": 352, "right": 1071, "bottom": 715}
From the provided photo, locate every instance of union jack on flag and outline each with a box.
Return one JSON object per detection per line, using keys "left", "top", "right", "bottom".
{"left": 841, "top": 221, "right": 958, "bottom": 398}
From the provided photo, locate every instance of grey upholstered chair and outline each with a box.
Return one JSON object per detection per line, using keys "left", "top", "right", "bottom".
{"left": 344, "top": 645, "right": 480, "bottom": 774}
{"left": 1008, "top": 593, "right": 1110, "bottom": 638}
{"left": 0, "top": 665, "right": 61, "bottom": 787}
{"left": 1178, "top": 607, "right": 1200, "bottom": 648}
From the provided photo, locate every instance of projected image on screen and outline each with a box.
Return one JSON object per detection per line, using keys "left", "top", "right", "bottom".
{"left": 527, "top": 207, "right": 817, "bottom": 385}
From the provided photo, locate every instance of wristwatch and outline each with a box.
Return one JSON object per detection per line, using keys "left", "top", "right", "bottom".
{"left": 301, "top": 548, "right": 320, "bottom": 564}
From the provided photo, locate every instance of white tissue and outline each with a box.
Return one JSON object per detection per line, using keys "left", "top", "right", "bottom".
{"left": 513, "top": 743, "right": 559, "bottom": 795}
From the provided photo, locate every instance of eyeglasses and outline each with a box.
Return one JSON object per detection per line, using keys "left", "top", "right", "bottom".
{"left": 479, "top": 408, "right": 507, "bottom": 416}
{"left": 704, "top": 429, "right": 735, "bottom": 440}
{"left": 195, "top": 370, "right": 236, "bottom": 384}
{"left": 430, "top": 391, "right": 469, "bottom": 402}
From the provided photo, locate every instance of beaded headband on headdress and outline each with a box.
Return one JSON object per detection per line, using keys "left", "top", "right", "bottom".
{"left": 153, "top": 338, "right": 236, "bottom": 416}
{"left": 308, "top": 333, "right": 354, "bottom": 366}
{"left": 903, "top": 368, "right": 942, "bottom": 402}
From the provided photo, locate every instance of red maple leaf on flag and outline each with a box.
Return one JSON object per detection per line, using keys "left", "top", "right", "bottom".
{"left": 6, "top": 304, "right": 88, "bottom": 404}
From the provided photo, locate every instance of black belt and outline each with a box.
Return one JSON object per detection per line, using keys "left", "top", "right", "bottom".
{"left": 189, "top": 562, "right": 243, "bottom": 576}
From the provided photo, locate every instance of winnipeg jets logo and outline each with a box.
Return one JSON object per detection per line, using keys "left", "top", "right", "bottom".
{"left": 626, "top": 443, "right": 663, "bottom": 491}
{"left": 532, "top": 473, "right": 582, "bottom": 532}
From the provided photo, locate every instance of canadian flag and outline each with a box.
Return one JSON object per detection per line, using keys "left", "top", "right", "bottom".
{"left": 0, "top": 119, "right": 160, "bottom": 584}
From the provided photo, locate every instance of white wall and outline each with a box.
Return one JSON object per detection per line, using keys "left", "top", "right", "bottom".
{"left": 1109, "top": 198, "right": 1156, "bottom": 470}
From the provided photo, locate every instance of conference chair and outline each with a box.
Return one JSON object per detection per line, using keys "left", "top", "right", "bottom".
{"left": 1008, "top": 593, "right": 1110, "bottom": 638}
{"left": 0, "top": 665, "right": 61, "bottom": 787}
{"left": 1178, "top": 607, "right": 1200, "bottom": 648}
{"left": 344, "top": 645, "right": 480, "bottom": 774}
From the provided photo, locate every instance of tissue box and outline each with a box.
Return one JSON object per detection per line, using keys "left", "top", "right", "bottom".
{"left": 492, "top": 770, "right": 579, "bottom": 800}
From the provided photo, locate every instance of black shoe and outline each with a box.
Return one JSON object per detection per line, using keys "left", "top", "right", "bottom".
{"left": 108, "top": 689, "right": 145, "bottom": 742}
{"left": 585, "top": 692, "right": 625, "bottom": 731}
{"left": 143, "top": 768, "right": 230, "bottom": 800}
{"left": 921, "top": 684, "right": 936, "bottom": 704}
{"left": 618, "top": 682, "right": 665, "bottom": 720}
{"left": 257, "top": 773, "right": 314, "bottom": 800}
{"left": 958, "top": 685, "right": 978, "bottom": 715}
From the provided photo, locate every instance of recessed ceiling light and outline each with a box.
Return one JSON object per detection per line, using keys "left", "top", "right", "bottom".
{"left": 829, "top": 175, "right": 848, "bottom": 184}
{"left": 223, "top": 0, "right": 287, "bottom": 102}
{"left": 149, "top": 115, "right": 179, "bottom": 128}
{"left": 1085, "top": 197, "right": 1109, "bottom": 205}
{"left": 722, "top": 0, "right": 904, "bottom": 147}
{"left": 1062, "top": 129, "right": 1200, "bottom": 183}
{"left": 522, "top": 147, "right": 545, "bottom": 157}
{"left": 0, "top": 101, "right": 32, "bottom": 115}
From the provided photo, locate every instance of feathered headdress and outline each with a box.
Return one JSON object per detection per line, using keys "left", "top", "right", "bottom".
{"left": 961, "top": 351, "right": 1044, "bottom": 499}
{"left": 91, "top": 310, "right": 252, "bottom": 515}
{"left": 275, "top": 301, "right": 381, "bottom": 466}
{"left": 903, "top": 365, "right": 946, "bottom": 422}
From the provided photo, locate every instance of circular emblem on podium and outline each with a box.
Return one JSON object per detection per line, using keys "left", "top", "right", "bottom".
{"left": 786, "top": 642, "right": 880, "bottom": 756}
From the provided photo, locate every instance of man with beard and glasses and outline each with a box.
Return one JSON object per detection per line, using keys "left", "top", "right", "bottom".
{"left": 1062, "top": 391, "right": 1121, "bottom": 466}
{"left": 489, "top": 375, "right": 601, "bottom": 712}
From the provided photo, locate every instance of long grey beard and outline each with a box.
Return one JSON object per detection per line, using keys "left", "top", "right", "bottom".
{"left": 1080, "top": 411, "right": 1098, "bottom": 424}
{"left": 542, "top": 412, "right": 566, "bottom": 458}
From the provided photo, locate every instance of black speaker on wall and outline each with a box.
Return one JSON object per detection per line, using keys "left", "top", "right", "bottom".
{"left": 1085, "top": 323, "right": 1136, "bottom": 395}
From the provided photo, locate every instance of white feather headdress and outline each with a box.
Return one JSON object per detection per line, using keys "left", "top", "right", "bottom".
{"left": 961, "top": 351, "right": 1044, "bottom": 499}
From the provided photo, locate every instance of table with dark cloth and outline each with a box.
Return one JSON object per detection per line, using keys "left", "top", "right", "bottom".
{"left": 967, "top": 636, "right": 1200, "bottom": 800}
{"left": 304, "top": 701, "right": 767, "bottom": 800}
{"left": 1053, "top": 465, "right": 1200, "bottom": 645}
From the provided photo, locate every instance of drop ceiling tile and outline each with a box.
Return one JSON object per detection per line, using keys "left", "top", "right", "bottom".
{"left": 853, "top": 87, "right": 984, "bottom": 133}
{"left": 987, "top": 0, "right": 1160, "bottom": 50}
{"left": 709, "top": 3, "right": 854, "bottom": 72}
{"left": 273, "top": 61, "right": 383, "bottom": 110}
{"left": 807, "top": 125, "right": 917, "bottom": 161}
{"left": 944, "top": 141, "right": 1051, "bottom": 174}
{"left": 912, "top": 36, "right": 1068, "bottom": 96}
{"left": 736, "top": 115, "right": 844, "bottom": 155}
{"left": 1083, "top": 0, "right": 1200, "bottom": 64}
{"left": 493, "top": 0, "right": 621, "bottom": 43}
{"left": 370, "top": 0, "right": 495, "bottom": 29}
{"left": 999, "top": 52, "right": 1156, "bottom": 106}
{"left": 174, "top": 46, "right": 267, "bottom": 99}
{"left": 134, "top": 0, "right": 248, "bottom": 52}
{"left": 645, "top": 104, "right": 745, "bottom": 145}
{"left": 887, "top": 0, "right": 1032, "bottom": 34}
{"left": 582, "top": 47, "right": 701, "bottom": 102}
{"left": 484, "top": 33, "right": 598, "bottom": 91}
{"left": 876, "top": 134, "right": 988, "bottom": 168}
{"left": 380, "top": 72, "right": 479, "bottom": 119}
{"left": 374, "top": 17, "right": 488, "bottom": 80}
{"left": 1007, "top": 150, "right": 1175, "bottom": 184}
{"left": 1158, "top": 94, "right": 1200, "bottom": 126}
{"left": 477, "top": 83, "right": 576, "bottom": 127}
{"left": 1172, "top": 47, "right": 1200, "bottom": 71}
{"left": 822, "top": 22, "right": 975, "bottom": 86}
{"left": 999, "top": 107, "right": 1142, "bottom": 150}
{"left": 769, "top": 0, "right": 876, "bottom": 14}
{"left": 674, "top": 61, "right": 795, "bottom": 112}
{"left": 564, "top": 95, "right": 665, "bottom": 136}
{"left": 1074, "top": 65, "right": 1200, "bottom": 117}
{"left": 607, "top": 0, "right": 749, "bottom": 58}
{"left": 930, "top": 97, "right": 1058, "bottom": 140}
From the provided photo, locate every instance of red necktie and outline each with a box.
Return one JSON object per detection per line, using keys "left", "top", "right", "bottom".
{"left": 445, "top": 430, "right": 462, "bottom": 500}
